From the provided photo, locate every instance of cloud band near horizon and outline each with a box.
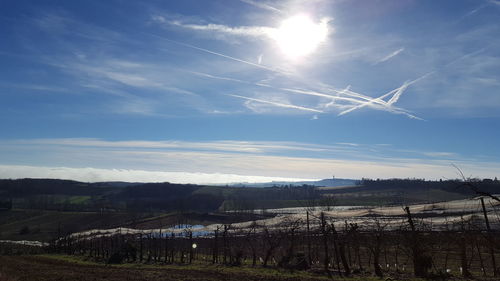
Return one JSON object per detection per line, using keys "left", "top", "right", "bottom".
{"left": 1, "top": 138, "right": 499, "bottom": 183}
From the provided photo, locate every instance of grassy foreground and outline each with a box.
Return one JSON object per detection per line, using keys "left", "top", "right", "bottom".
{"left": 0, "top": 255, "right": 410, "bottom": 281}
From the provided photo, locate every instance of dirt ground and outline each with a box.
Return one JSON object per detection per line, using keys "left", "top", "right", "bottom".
{"left": 0, "top": 255, "right": 333, "bottom": 281}
{"left": 2, "top": 255, "right": 498, "bottom": 281}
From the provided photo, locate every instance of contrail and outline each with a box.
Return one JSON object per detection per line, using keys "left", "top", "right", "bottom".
{"left": 240, "top": 0, "right": 283, "bottom": 14}
{"left": 188, "top": 69, "right": 379, "bottom": 106}
{"left": 190, "top": 69, "right": 419, "bottom": 118}
{"left": 191, "top": 70, "right": 414, "bottom": 115}
{"left": 337, "top": 70, "right": 435, "bottom": 116}
{"left": 150, "top": 39, "right": 414, "bottom": 116}
{"left": 337, "top": 75, "right": 430, "bottom": 118}
{"left": 373, "top": 47, "right": 405, "bottom": 65}
{"left": 148, "top": 31, "right": 488, "bottom": 120}
{"left": 149, "top": 34, "right": 286, "bottom": 74}
{"left": 277, "top": 87, "right": 376, "bottom": 105}
{"left": 387, "top": 70, "right": 435, "bottom": 107}
{"left": 387, "top": 82, "right": 410, "bottom": 105}
{"left": 276, "top": 85, "right": 418, "bottom": 119}
{"left": 258, "top": 83, "right": 420, "bottom": 119}
{"left": 444, "top": 48, "right": 486, "bottom": 67}
{"left": 228, "top": 94, "right": 324, "bottom": 113}
{"left": 187, "top": 70, "right": 250, "bottom": 84}
{"left": 322, "top": 48, "right": 487, "bottom": 117}
{"left": 306, "top": 80, "right": 398, "bottom": 107}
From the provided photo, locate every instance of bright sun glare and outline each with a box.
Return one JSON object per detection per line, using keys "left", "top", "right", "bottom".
{"left": 273, "top": 14, "right": 329, "bottom": 60}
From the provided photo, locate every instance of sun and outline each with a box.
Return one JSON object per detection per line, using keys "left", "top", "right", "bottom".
{"left": 272, "top": 14, "right": 329, "bottom": 60}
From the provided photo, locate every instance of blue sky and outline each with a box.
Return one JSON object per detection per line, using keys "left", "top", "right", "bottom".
{"left": 1, "top": 0, "right": 500, "bottom": 183}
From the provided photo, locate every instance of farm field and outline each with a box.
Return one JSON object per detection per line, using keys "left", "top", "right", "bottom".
{"left": 0, "top": 209, "right": 269, "bottom": 243}
{"left": 29, "top": 196, "right": 496, "bottom": 281}
{"left": 1, "top": 179, "right": 499, "bottom": 280}
{"left": 0, "top": 209, "right": 149, "bottom": 242}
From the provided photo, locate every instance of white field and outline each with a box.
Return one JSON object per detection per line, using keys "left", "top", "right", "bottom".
{"left": 65, "top": 196, "right": 500, "bottom": 242}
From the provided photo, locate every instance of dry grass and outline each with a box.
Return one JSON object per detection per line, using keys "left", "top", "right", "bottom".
{"left": 0, "top": 271, "right": 18, "bottom": 281}
{"left": 0, "top": 255, "right": 335, "bottom": 281}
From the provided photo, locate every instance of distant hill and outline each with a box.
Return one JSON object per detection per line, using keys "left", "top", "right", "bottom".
{"left": 0, "top": 178, "right": 121, "bottom": 197}
{"left": 1, "top": 177, "right": 499, "bottom": 243}
{"left": 301, "top": 178, "right": 359, "bottom": 187}
{"left": 227, "top": 178, "right": 358, "bottom": 188}
{"left": 1, "top": 177, "right": 498, "bottom": 213}
{"left": 0, "top": 178, "right": 321, "bottom": 212}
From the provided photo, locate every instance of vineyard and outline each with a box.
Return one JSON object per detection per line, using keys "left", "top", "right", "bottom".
{"left": 27, "top": 197, "right": 499, "bottom": 280}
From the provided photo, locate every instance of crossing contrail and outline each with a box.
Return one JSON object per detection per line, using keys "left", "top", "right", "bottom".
{"left": 228, "top": 94, "right": 324, "bottom": 113}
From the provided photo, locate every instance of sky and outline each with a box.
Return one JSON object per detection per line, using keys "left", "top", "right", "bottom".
{"left": 1, "top": 0, "right": 500, "bottom": 184}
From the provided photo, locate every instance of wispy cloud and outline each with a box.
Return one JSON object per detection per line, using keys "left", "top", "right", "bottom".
{"left": 423, "top": 152, "right": 459, "bottom": 158}
{"left": 0, "top": 138, "right": 473, "bottom": 164}
{"left": 153, "top": 13, "right": 333, "bottom": 50}
{"left": 33, "top": 11, "right": 127, "bottom": 45}
{"left": 0, "top": 82, "right": 69, "bottom": 93}
{"left": 489, "top": 0, "right": 500, "bottom": 6}
{"left": 373, "top": 47, "right": 404, "bottom": 65}
{"left": 7, "top": 138, "right": 336, "bottom": 154}
{"left": 151, "top": 14, "right": 277, "bottom": 44}
{"left": 149, "top": 15, "right": 428, "bottom": 119}
{"left": 1, "top": 138, "right": 498, "bottom": 182}
{"left": 167, "top": 20, "right": 275, "bottom": 38}
{"left": 52, "top": 58, "right": 197, "bottom": 96}
{"left": 111, "top": 99, "right": 158, "bottom": 116}
{"left": 10, "top": 3, "right": 498, "bottom": 121}
{"left": 0, "top": 165, "right": 311, "bottom": 184}
{"left": 459, "top": 4, "right": 488, "bottom": 20}
{"left": 39, "top": 53, "right": 216, "bottom": 115}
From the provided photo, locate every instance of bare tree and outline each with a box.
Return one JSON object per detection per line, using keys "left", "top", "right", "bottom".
{"left": 261, "top": 225, "right": 284, "bottom": 267}
{"left": 404, "top": 206, "right": 432, "bottom": 278}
